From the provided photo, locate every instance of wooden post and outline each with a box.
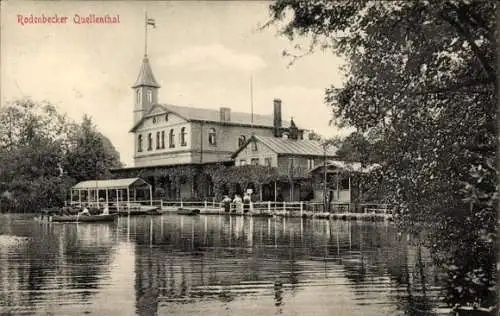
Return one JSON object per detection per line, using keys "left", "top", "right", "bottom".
{"left": 336, "top": 172, "right": 340, "bottom": 201}
{"left": 116, "top": 189, "right": 120, "bottom": 212}
{"left": 204, "top": 201, "right": 208, "bottom": 209}
{"left": 300, "top": 201, "right": 303, "bottom": 217}
{"left": 149, "top": 185, "right": 153, "bottom": 206}
{"left": 267, "top": 201, "right": 271, "bottom": 212}
{"left": 283, "top": 201, "right": 286, "bottom": 212}
{"left": 70, "top": 189, "right": 73, "bottom": 206}
{"left": 348, "top": 175, "right": 351, "bottom": 203}
{"left": 127, "top": 188, "right": 130, "bottom": 213}
{"left": 105, "top": 189, "right": 109, "bottom": 206}
{"left": 78, "top": 190, "right": 82, "bottom": 207}
{"left": 96, "top": 188, "right": 99, "bottom": 208}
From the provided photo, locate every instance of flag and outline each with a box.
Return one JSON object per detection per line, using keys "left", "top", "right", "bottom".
{"left": 146, "top": 17, "right": 156, "bottom": 28}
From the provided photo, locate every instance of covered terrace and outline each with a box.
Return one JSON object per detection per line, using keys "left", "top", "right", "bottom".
{"left": 70, "top": 177, "right": 153, "bottom": 210}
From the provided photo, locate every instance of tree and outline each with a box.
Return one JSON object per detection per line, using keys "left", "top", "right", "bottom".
{"left": 65, "top": 115, "right": 122, "bottom": 182}
{"left": 0, "top": 100, "right": 123, "bottom": 211}
{"left": 266, "top": 0, "right": 496, "bottom": 309}
{"left": 0, "top": 99, "right": 73, "bottom": 211}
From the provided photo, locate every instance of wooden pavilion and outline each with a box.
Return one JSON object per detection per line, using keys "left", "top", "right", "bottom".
{"left": 70, "top": 178, "right": 153, "bottom": 211}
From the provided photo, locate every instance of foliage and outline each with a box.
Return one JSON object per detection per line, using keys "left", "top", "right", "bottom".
{"left": 211, "top": 165, "right": 280, "bottom": 200}
{"left": 65, "top": 115, "right": 122, "bottom": 182}
{"left": 267, "top": 0, "right": 497, "bottom": 309}
{"left": 0, "top": 99, "right": 123, "bottom": 212}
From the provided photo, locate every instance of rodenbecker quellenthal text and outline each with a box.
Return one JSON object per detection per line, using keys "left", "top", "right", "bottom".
{"left": 17, "top": 14, "right": 121, "bottom": 26}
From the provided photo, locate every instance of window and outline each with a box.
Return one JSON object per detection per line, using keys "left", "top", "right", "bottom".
{"left": 251, "top": 158, "right": 259, "bottom": 166}
{"left": 238, "top": 135, "right": 246, "bottom": 147}
{"left": 137, "top": 134, "right": 143, "bottom": 152}
{"left": 169, "top": 129, "right": 175, "bottom": 148}
{"left": 136, "top": 89, "right": 141, "bottom": 104}
{"left": 251, "top": 140, "right": 257, "bottom": 151}
{"left": 180, "top": 127, "right": 187, "bottom": 146}
{"left": 147, "top": 133, "right": 152, "bottom": 151}
{"left": 156, "top": 131, "right": 160, "bottom": 149}
{"left": 165, "top": 113, "right": 169, "bottom": 122}
{"left": 161, "top": 131, "right": 165, "bottom": 149}
{"left": 208, "top": 128, "right": 216, "bottom": 146}
{"left": 240, "top": 159, "right": 246, "bottom": 166}
{"left": 146, "top": 89, "right": 153, "bottom": 103}
{"left": 288, "top": 157, "right": 296, "bottom": 171}
{"left": 264, "top": 158, "right": 272, "bottom": 167}
{"left": 307, "top": 159, "right": 315, "bottom": 169}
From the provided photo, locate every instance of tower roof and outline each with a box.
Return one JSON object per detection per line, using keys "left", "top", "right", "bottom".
{"left": 132, "top": 55, "right": 160, "bottom": 88}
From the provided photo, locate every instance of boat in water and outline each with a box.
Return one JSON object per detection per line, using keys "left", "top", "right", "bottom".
{"left": 50, "top": 213, "right": 118, "bottom": 223}
{"left": 176, "top": 208, "right": 201, "bottom": 216}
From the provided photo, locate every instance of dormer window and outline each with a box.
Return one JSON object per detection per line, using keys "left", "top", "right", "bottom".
{"left": 251, "top": 140, "right": 257, "bottom": 151}
{"left": 208, "top": 128, "right": 216, "bottom": 146}
{"left": 238, "top": 135, "right": 246, "bottom": 147}
{"left": 146, "top": 89, "right": 153, "bottom": 103}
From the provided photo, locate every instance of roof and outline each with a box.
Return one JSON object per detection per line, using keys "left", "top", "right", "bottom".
{"left": 132, "top": 55, "right": 160, "bottom": 88}
{"left": 309, "top": 160, "right": 381, "bottom": 173}
{"left": 233, "top": 135, "right": 338, "bottom": 158}
{"left": 130, "top": 103, "right": 293, "bottom": 132}
{"left": 72, "top": 178, "right": 151, "bottom": 190}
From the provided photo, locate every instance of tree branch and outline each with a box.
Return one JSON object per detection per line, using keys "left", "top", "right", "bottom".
{"left": 439, "top": 9, "right": 496, "bottom": 84}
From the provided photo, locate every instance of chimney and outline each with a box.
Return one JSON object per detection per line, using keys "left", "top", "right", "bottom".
{"left": 273, "top": 98, "right": 282, "bottom": 137}
{"left": 220, "top": 107, "right": 231, "bottom": 122}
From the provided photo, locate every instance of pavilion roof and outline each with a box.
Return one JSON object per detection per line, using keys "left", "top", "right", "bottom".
{"left": 72, "top": 178, "right": 151, "bottom": 190}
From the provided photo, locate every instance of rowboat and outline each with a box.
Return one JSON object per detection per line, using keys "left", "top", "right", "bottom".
{"left": 176, "top": 208, "right": 200, "bottom": 216}
{"left": 51, "top": 213, "right": 118, "bottom": 223}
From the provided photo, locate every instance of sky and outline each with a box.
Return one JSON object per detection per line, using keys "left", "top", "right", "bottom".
{"left": 1, "top": 1, "right": 351, "bottom": 166}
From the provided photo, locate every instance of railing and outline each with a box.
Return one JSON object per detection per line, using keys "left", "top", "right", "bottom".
{"left": 68, "top": 199, "right": 392, "bottom": 215}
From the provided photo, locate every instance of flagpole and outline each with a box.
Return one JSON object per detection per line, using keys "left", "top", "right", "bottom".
{"left": 250, "top": 75, "right": 254, "bottom": 126}
{"left": 144, "top": 11, "right": 148, "bottom": 56}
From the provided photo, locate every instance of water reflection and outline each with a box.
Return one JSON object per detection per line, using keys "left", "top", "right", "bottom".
{"left": 0, "top": 214, "right": 448, "bottom": 315}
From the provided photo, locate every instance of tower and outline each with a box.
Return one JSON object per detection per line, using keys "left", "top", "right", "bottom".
{"left": 132, "top": 55, "right": 160, "bottom": 124}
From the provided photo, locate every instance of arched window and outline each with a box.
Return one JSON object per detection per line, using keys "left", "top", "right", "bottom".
{"left": 146, "top": 89, "right": 153, "bottom": 103}
{"left": 169, "top": 129, "right": 175, "bottom": 148}
{"left": 238, "top": 135, "right": 246, "bottom": 147}
{"left": 156, "top": 131, "right": 160, "bottom": 149}
{"left": 208, "top": 128, "right": 216, "bottom": 146}
{"left": 251, "top": 140, "right": 258, "bottom": 151}
{"left": 137, "top": 134, "right": 143, "bottom": 152}
{"left": 180, "top": 127, "right": 187, "bottom": 146}
{"left": 161, "top": 130, "right": 165, "bottom": 149}
{"left": 147, "top": 133, "right": 152, "bottom": 151}
{"left": 136, "top": 89, "right": 141, "bottom": 104}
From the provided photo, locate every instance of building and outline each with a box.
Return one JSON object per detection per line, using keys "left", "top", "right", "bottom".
{"left": 129, "top": 55, "right": 303, "bottom": 167}
{"left": 231, "top": 134, "right": 337, "bottom": 201}
{"left": 112, "top": 54, "right": 307, "bottom": 200}
{"left": 309, "top": 160, "right": 381, "bottom": 204}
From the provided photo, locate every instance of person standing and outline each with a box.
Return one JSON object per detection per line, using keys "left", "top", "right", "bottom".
{"left": 243, "top": 193, "right": 251, "bottom": 214}
{"left": 233, "top": 195, "right": 243, "bottom": 213}
{"left": 222, "top": 195, "right": 231, "bottom": 213}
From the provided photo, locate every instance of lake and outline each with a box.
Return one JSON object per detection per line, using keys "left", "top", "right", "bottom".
{"left": 0, "top": 214, "right": 448, "bottom": 315}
